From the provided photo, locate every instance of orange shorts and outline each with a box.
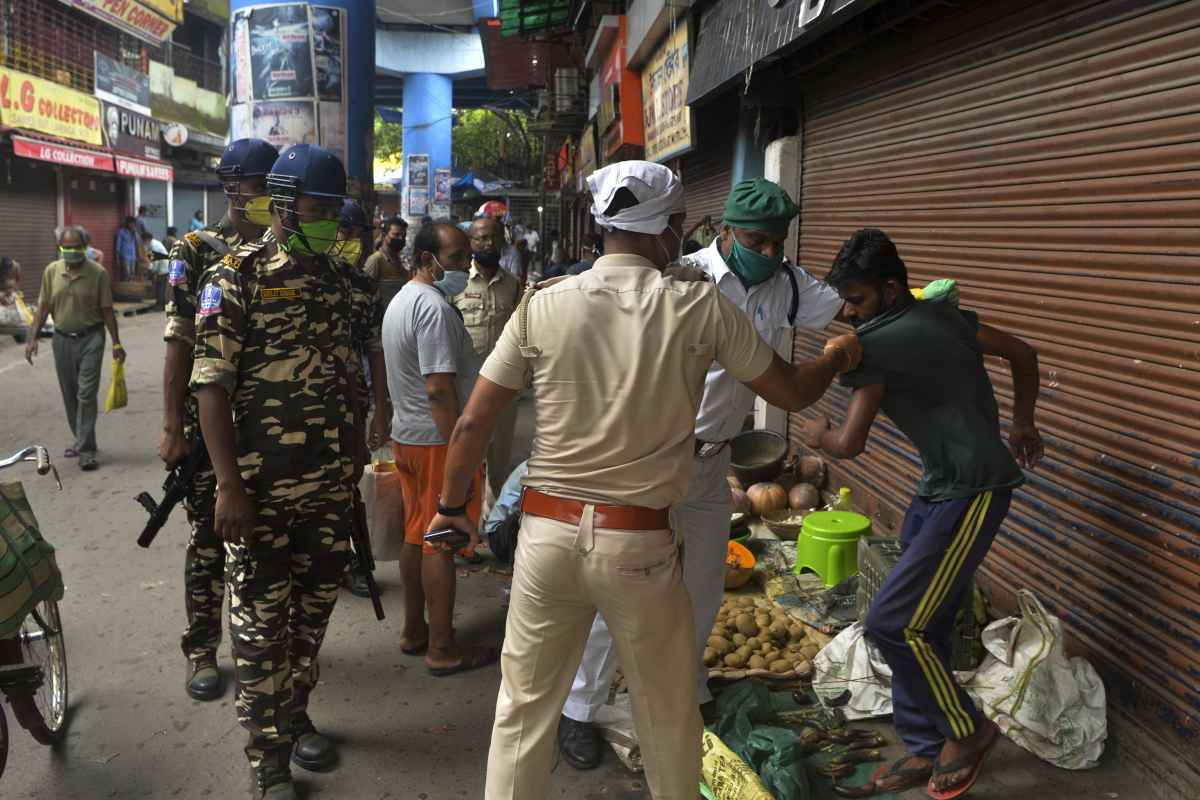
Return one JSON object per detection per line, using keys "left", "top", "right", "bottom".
{"left": 393, "top": 441, "right": 483, "bottom": 555}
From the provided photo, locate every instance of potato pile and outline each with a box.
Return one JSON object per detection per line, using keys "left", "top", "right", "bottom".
{"left": 705, "top": 597, "right": 821, "bottom": 674}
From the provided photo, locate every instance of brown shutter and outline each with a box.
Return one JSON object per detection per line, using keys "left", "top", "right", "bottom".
{"left": 65, "top": 171, "right": 126, "bottom": 282}
{"left": 791, "top": 0, "right": 1200, "bottom": 781}
{"left": 680, "top": 104, "right": 735, "bottom": 239}
{"left": 0, "top": 153, "right": 59, "bottom": 299}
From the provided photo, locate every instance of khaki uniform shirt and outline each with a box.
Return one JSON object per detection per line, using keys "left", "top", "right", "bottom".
{"left": 362, "top": 248, "right": 411, "bottom": 307}
{"left": 190, "top": 243, "right": 363, "bottom": 505}
{"left": 480, "top": 253, "right": 775, "bottom": 509}
{"left": 38, "top": 259, "right": 112, "bottom": 333}
{"left": 451, "top": 261, "right": 523, "bottom": 357}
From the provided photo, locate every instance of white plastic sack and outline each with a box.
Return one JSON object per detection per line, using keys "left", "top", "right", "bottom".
{"left": 970, "top": 589, "right": 1106, "bottom": 770}
{"left": 812, "top": 622, "right": 894, "bottom": 720}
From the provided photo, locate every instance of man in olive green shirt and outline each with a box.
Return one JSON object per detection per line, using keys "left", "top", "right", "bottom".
{"left": 25, "top": 225, "right": 126, "bottom": 470}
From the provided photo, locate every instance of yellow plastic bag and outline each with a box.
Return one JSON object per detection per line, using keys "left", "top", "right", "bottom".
{"left": 104, "top": 359, "right": 127, "bottom": 413}
{"left": 701, "top": 730, "right": 773, "bottom": 800}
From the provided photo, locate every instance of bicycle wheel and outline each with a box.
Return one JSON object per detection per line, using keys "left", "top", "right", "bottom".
{"left": 8, "top": 599, "right": 68, "bottom": 745}
{"left": 0, "top": 702, "right": 8, "bottom": 779}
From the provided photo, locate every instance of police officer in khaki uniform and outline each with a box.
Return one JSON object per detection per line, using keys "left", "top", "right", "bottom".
{"left": 450, "top": 216, "right": 523, "bottom": 502}
{"left": 192, "top": 145, "right": 369, "bottom": 799}
{"left": 159, "top": 137, "right": 278, "bottom": 702}
{"left": 426, "top": 161, "right": 861, "bottom": 800}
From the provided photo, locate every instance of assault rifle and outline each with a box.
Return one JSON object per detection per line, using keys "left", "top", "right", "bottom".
{"left": 135, "top": 438, "right": 208, "bottom": 548}
{"left": 351, "top": 491, "right": 386, "bottom": 620}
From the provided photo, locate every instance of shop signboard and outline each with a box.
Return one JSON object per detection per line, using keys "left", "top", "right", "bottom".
{"left": 542, "top": 148, "right": 561, "bottom": 193}
{"left": 12, "top": 135, "right": 113, "bottom": 172}
{"left": 102, "top": 102, "right": 162, "bottom": 160}
{"left": 595, "top": 17, "right": 644, "bottom": 158}
{"left": 94, "top": 52, "right": 151, "bottom": 116}
{"left": 115, "top": 155, "right": 174, "bottom": 182}
{"left": 0, "top": 66, "right": 102, "bottom": 145}
{"left": 576, "top": 120, "right": 597, "bottom": 192}
{"left": 56, "top": 0, "right": 177, "bottom": 46}
{"left": 641, "top": 20, "right": 693, "bottom": 163}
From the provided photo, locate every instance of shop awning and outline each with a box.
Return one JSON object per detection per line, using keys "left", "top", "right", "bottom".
{"left": 10, "top": 133, "right": 115, "bottom": 173}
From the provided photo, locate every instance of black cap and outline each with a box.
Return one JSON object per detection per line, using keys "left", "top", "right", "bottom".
{"left": 339, "top": 200, "right": 370, "bottom": 229}
{"left": 217, "top": 138, "right": 280, "bottom": 180}
{"left": 267, "top": 144, "right": 346, "bottom": 200}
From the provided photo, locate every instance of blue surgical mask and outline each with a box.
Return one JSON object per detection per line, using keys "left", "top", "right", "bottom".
{"left": 433, "top": 256, "right": 470, "bottom": 297}
{"left": 724, "top": 235, "right": 782, "bottom": 287}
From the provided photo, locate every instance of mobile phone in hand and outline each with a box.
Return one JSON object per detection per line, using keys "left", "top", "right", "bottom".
{"left": 424, "top": 527, "right": 471, "bottom": 550}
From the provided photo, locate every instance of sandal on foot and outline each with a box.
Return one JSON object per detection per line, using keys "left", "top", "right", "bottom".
{"left": 428, "top": 645, "right": 501, "bottom": 677}
{"left": 400, "top": 640, "right": 428, "bottom": 656}
{"left": 927, "top": 722, "right": 1000, "bottom": 800}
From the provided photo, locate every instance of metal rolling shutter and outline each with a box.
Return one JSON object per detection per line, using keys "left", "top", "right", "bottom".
{"left": 790, "top": 0, "right": 1200, "bottom": 782}
{"left": 65, "top": 172, "right": 125, "bottom": 281}
{"left": 679, "top": 104, "right": 734, "bottom": 239}
{"left": 0, "top": 154, "right": 58, "bottom": 298}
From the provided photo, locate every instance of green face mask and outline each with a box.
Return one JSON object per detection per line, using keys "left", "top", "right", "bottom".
{"left": 281, "top": 219, "right": 340, "bottom": 256}
{"left": 59, "top": 247, "right": 86, "bottom": 264}
{"left": 724, "top": 234, "right": 782, "bottom": 288}
{"left": 240, "top": 196, "right": 273, "bottom": 227}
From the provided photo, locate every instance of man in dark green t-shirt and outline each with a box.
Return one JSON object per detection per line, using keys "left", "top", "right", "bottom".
{"left": 799, "top": 228, "right": 1043, "bottom": 799}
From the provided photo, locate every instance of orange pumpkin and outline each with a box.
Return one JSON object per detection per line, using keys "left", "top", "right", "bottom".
{"left": 725, "top": 540, "right": 756, "bottom": 589}
{"left": 746, "top": 482, "right": 788, "bottom": 516}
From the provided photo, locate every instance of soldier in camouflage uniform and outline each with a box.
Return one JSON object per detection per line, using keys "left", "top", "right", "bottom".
{"left": 159, "top": 138, "right": 279, "bottom": 702}
{"left": 191, "top": 145, "right": 367, "bottom": 800}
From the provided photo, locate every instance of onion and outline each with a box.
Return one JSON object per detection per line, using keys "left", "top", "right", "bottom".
{"left": 789, "top": 483, "right": 821, "bottom": 510}
{"left": 798, "top": 456, "right": 826, "bottom": 484}
{"left": 746, "top": 482, "right": 788, "bottom": 516}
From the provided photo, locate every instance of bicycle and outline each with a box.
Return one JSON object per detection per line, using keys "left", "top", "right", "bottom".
{"left": 0, "top": 446, "right": 69, "bottom": 778}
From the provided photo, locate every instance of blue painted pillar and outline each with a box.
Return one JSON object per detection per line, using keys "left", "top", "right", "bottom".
{"left": 402, "top": 73, "right": 453, "bottom": 221}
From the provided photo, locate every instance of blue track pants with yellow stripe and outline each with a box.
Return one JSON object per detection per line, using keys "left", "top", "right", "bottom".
{"left": 865, "top": 488, "right": 1012, "bottom": 757}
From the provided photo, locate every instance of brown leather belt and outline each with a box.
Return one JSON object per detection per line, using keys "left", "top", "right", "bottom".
{"left": 520, "top": 488, "right": 670, "bottom": 531}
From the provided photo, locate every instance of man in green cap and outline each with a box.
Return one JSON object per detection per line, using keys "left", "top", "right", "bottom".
{"left": 556, "top": 177, "right": 845, "bottom": 770}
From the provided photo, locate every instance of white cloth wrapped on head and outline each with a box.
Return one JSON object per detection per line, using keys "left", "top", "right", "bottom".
{"left": 588, "top": 161, "right": 686, "bottom": 235}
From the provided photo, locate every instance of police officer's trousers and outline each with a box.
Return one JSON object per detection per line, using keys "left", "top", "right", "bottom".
{"left": 224, "top": 495, "right": 351, "bottom": 768}
{"left": 864, "top": 489, "right": 1011, "bottom": 758}
{"left": 485, "top": 511, "right": 702, "bottom": 800}
{"left": 563, "top": 449, "right": 731, "bottom": 724}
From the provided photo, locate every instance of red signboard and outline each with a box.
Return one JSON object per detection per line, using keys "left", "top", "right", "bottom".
{"left": 12, "top": 135, "right": 114, "bottom": 171}
{"left": 115, "top": 155, "right": 173, "bottom": 181}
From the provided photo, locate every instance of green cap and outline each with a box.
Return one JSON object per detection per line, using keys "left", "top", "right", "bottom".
{"left": 722, "top": 177, "right": 800, "bottom": 236}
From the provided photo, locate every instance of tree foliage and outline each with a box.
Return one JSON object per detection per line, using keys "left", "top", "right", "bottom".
{"left": 373, "top": 108, "right": 541, "bottom": 183}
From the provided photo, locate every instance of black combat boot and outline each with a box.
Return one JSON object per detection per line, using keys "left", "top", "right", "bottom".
{"left": 186, "top": 656, "right": 223, "bottom": 701}
{"left": 249, "top": 759, "right": 296, "bottom": 800}
{"left": 291, "top": 713, "right": 338, "bottom": 772}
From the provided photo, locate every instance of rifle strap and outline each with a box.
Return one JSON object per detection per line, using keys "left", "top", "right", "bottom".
{"left": 193, "top": 231, "right": 231, "bottom": 257}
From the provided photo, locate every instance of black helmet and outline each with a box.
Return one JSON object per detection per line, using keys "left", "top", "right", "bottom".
{"left": 266, "top": 144, "right": 346, "bottom": 204}
{"left": 339, "top": 199, "right": 370, "bottom": 230}
{"left": 216, "top": 139, "right": 279, "bottom": 194}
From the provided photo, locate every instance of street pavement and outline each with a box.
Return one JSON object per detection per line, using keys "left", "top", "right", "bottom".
{"left": 0, "top": 313, "right": 1155, "bottom": 799}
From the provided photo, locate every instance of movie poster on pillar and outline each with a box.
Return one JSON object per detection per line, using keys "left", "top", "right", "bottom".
{"left": 249, "top": 4, "right": 314, "bottom": 101}
{"left": 251, "top": 101, "right": 318, "bottom": 149}
{"left": 311, "top": 7, "right": 344, "bottom": 102}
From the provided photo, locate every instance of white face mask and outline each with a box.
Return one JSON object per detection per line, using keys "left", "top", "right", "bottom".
{"left": 655, "top": 226, "right": 683, "bottom": 266}
{"left": 432, "top": 255, "right": 470, "bottom": 296}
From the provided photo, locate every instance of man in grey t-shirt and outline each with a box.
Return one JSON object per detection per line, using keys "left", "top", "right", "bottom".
{"left": 381, "top": 222, "right": 497, "bottom": 676}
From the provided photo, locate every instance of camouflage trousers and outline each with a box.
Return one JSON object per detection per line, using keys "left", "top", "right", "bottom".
{"left": 180, "top": 465, "right": 222, "bottom": 663}
{"left": 225, "top": 493, "right": 351, "bottom": 768}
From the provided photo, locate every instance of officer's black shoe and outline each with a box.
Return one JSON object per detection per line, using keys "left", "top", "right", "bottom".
{"left": 558, "top": 715, "right": 602, "bottom": 770}
{"left": 249, "top": 764, "right": 296, "bottom": 800}
{"left": 291, "top": 726, "right": 338, "bottom": 772}
{"left": 342, "top": 570, "right": 371, "bottom": 598}
{"left": 186, "top": 658, "right": 223, "bottom": 702}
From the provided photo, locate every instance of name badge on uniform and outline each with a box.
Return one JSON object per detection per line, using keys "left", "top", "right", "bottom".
{"left": 198, "top": 284, "right": 222, "bottom": 317}
{"left": 260, "top": 287, "right": 302, "bottom": 301}
{"left": 168, "top": 259, "right": 187, "bottom": 286}
{"left": 463, "top": 292, "right": 483, "bottom": 300}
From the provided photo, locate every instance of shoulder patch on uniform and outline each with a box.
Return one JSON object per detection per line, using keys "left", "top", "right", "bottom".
{"left": 198, "top": 284, "right": 222, "bottom": 317}
{"left": 260, "top": 287, "right": 302, "bottom": 301}
{"left": 168, "top": 259, "right": 187, "bottom": 286}
{"left": 184, "top": 232, "right": 202, "bottom": 246}
{"left": 221, "top": 253, "right": 243, "bottom": 270}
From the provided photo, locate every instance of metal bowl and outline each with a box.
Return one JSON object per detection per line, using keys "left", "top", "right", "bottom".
{"left": 729, "top": 430, "right": 789, "bottom": 487}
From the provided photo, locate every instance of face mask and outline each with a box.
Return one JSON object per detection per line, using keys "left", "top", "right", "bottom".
{"left": 387, "top": 237, "right": 405, "bottom": 253}
{"left": 281, "top": 219, "right": 340, "bottom": 257}
{"left": 338, "top": 238, "right": 363, "bottom": 265}
{"left": 472, "top": 248, "right": 501, "bottom": 268}
{"left": 655, "top": 227, "right": 683, "bottom": 266}
{"left": 59, "top": 247, "right": 86, "bottom": 264}
{"left": 435, "top": 269, "right": 470, "bottom": 297}
{"left": 724, "top": 235, "right": 782, "bottom": 288}
{"left": 240, "top": 196, "right": 273, "bottom": 227}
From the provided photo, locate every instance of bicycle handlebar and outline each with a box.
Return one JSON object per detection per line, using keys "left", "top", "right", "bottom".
{"left": 0, "top": 446, "right": 61, "bottom": 489}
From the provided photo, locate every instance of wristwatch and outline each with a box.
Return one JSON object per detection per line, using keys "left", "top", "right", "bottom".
{"left": 437, "top": 497, "right": 468, "bottom": 517}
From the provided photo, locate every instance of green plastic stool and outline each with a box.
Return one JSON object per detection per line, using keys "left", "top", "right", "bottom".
{"left": 795, "top": 510, "right": 872, "bottom": 588}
